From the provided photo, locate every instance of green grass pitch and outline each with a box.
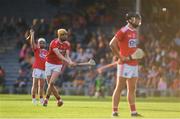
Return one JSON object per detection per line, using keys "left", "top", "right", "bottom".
{"left": 0, "top": 94, "right": 180, "bottom": 119}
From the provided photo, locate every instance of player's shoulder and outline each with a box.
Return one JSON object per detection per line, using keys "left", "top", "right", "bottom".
{"left": 50, "top": 38, "right": 58, "bottom": 44}
{"left": 64, "top": 41, "right": 70, "bottom": 46}
{"left": 33, "top": 47, "right": 40, "bottom": 52}
{"left": 52, "top": 38, "right": 58, "bottom": 43}
{"left": 119, "top": 26, "right": 129, "bottom": 33}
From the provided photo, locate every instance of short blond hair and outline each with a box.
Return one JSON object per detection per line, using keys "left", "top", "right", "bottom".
{"left": 57, "top": 29, "right": 68, "bottom": 37}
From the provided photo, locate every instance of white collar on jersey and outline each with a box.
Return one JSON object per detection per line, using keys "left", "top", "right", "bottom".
{"left": 125, "top": 24, "right": 136, "bottom": 31}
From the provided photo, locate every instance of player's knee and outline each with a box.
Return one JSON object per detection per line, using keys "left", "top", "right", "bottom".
{"left": 115, "top": 86, "right": 124, "bottom": 92}
{"left": 48, "top": 82, "right": 54, "bottom": 87}
{"left": 127, "top": 88, "right": 136, "bottom": 95}
{"left": 32, "top": 83, "right": 38, "bottom": 89}
{"left": 39, "top": 85, "right": 44, "bottom": 89}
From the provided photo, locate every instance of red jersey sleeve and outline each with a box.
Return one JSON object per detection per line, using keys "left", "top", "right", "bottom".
{"left": 50, "top": 40, "right": 59, "bottom": 49}
{"left": 33, "top": 47, "right": 38, "bottom": 52}
{"left": 65, "top": 41, "right": 71, "bottom": 51}
{"left": 115, "top": 29, "right": 125, "bottom": 41}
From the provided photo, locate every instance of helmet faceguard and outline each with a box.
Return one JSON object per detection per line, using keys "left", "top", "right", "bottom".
{"left": 38, "top": 38, "right": 46, "bottom": 48}
{"left": 126, "top": 12, "right": 141, "bottom": 28}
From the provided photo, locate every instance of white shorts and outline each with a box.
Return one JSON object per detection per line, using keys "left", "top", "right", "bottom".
{"left": 32, "top": 68, "right": 46, "bottom": 79}
{"left": 45, "top": 62, "right": 63, "bottom": 77}
{"left": 117, "top": 64, "right": 138, "bottom": 78}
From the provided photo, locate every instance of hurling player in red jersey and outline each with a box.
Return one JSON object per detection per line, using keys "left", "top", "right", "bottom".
{"left": 43, "top": 29, "right": 76, "bottom": 107}
{"left": 109, "top": 12, "right": 143, "bottom": 117}
{"left": 29, "top": 29, "right": 48, "bottom": 105}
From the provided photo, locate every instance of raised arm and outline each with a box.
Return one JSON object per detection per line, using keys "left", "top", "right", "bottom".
{"left": 29, "top": 29, "right": 37, "bottom": 50}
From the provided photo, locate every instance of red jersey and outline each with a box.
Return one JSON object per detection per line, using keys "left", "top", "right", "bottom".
{"left": 115, "top": 25, "right": 138, "bottom": 65}
{"left": 32, "top": 48, "right": 48, "bottom": 70}
{"left": 46, "top": 39, "right": 71, "bottom": 65}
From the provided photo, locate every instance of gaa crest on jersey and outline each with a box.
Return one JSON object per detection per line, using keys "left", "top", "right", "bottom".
{"left": 39, "top": 50, "right": 46, "bottom": 59}
{"left": 128, "top": 39, "right": 137, "bottom": 48}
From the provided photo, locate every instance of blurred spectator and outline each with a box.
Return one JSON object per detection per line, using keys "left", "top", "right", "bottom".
{"left": 170, "top": 72, "right": 180, "bottom": 96}
{"left": 13, "top": 69, "right": 29, "bottom": 94}
{"left": 73, "top": 71, "right": 84, "bottom": 95}
{"left": 157, "top": 77, "right": 167, "bottom": 96}
{"left": 174, "top": 30, "right": 180, "bottom": 46}
{"left": 84, "top": 70, "right": 96, "bottom": 96}
{"left": 0, "top": 66, "right": 5, "bottom": 87}
{"left": 94, "top": 72, "right": 105, "bottom": 98}
{"left": 146, "top": 65, "right": 159, "bottom": 89}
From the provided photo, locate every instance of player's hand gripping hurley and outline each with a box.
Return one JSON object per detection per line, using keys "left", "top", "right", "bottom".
{"left": 120, "top": 48, "right": 145, "bottom": 62}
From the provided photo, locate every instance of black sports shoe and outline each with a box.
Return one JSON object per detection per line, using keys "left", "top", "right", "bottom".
{"left": 131, "top": 113, "right": 143, "bottom": 117}
{"left": 112, "top": 112, "right": 118, "bottom": 117}
{"left": 57, "top": 100, "right": 63, "bottom": 107}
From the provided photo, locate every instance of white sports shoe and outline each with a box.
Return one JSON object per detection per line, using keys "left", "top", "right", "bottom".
{"left": 32, "top": 98, "right": 37, "bottom": 105}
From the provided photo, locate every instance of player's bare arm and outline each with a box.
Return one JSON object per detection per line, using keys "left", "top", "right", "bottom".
{"left": 65, "top": 49, "right": 77, "bottom": 66}
{"left": 109, "top": 36, "right": 121, "bottom": 58}
{"left": 53, "top": 48, "right": 70, "bottom": 63}
{"left": 64, "top": 41, "right": 72, "bottom": 62}
{"left": 97, "top": 61, "right": 117, "bottom": 73}
{"left": 53, "top": 48, "right": 75, "bottom": 66}
{"left": 29, "top": 29, "right": 37, "bottom": 49}
{"left": 110, "top": 37, "right": 131, "bottom": 62}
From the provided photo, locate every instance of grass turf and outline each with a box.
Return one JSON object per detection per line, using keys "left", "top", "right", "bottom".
{"left": 0, "top": 94, "right": 180, "bottom": 119}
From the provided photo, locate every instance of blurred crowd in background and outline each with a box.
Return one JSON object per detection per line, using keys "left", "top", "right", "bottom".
{"left": 0, "top": 0, "right": 180, "bottom": 97}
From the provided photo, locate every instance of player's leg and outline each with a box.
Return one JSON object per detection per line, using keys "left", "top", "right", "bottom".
{"left": 126, "top": 78, "right": 137, "bottom": 114}
{"left": 44, "top": 72, "right": 63, "bottom": 106}
{"left": 126, "top": 78, "right": 142, "bottom": 117}
{"left": 126, "top": 65, "right": 142, "bottom": 117}
{"left": 43, "top": 62, "right": 53, "bottom": 106}
{"left": 43, "top": 63, "right": 63, "bottom": 106}
{"left": 49, "top": 72, "right": 63, "bottom": 106}
{"left": 31, "top": 78, "right": 38, "bottom": 105}
{"left": 43, "top": 76, "right": 51, "bottom": 106}
{"left": 112, "top": 76, "right": 126, "bottom": 116}
{"left": 38, "top": 78, "right": 45, "bottom": 104}
{"left": 112, "top": 64, "right": 127, "bottom": 116}
{"left": 45, "top": 74, "right": 60, "bottom": 100}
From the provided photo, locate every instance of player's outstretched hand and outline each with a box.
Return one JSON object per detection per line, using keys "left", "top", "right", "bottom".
{"left": 69, "top": 61, "right": 77, "bottom": 67}
{"left": 97, "top": 68, "right": 102, "bottom": 74}
{"left": 30, "top": 29, "right": 34, "bottom": 35}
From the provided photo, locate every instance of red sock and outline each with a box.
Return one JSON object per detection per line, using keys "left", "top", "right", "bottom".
{"left": 40, "top": 96, "right": 43, "bottom": 99}
{"left": 56, "top": 96, "right": 61, "bottom": 101}
{"left": 46, "top": 95, "right": 50, "bottom": 100}
{"left": 112, "top": 107, "right": 118, "bottom": 112}
{"left": 130, "top": 104, "right": 136, "bottom": 113}
{"left": 32, "top": 95, "right": 35, "bottom": 99}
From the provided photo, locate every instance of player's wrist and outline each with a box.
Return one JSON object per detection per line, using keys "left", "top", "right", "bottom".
{"left": 120, "top": 56, "right": 131, "bottom": 62}
{"left": 66, "top": 60, "right": 71, "bottom": 64}
{"left": 128, "top": 55, "right": 133, "bottom": 60}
